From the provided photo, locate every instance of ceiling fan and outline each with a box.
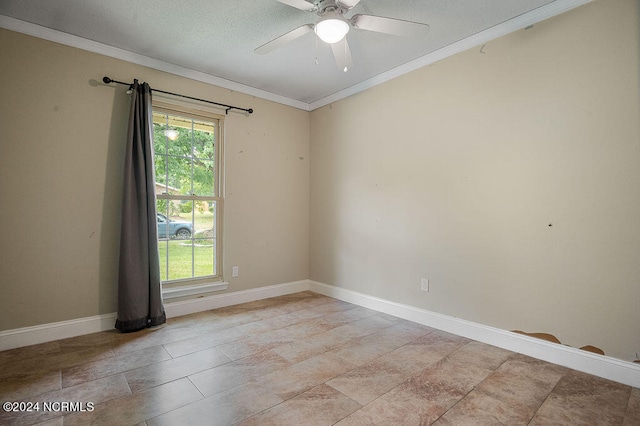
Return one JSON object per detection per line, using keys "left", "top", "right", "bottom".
{"left": 255, "top": 0, "right": 430, "bottom": 72}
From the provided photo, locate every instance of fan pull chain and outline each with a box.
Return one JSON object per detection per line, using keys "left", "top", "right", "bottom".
{"left": 343, "top": 40, "right": 348, "bottom": 72}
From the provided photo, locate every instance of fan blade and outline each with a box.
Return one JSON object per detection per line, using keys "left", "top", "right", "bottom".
{"left": 255, "top": 24, "right": 314, "bottom": 54}
{"left": 336, "top": 0, "right": 361, "bottom": 10}
{"left": 351, "top": 14, "right": 430, "bottom": 37}
{"left": 330, "top": 38, "right": 353, "bottom": 72}
{"left": 277, "top": 0, "right": 315, "bottom": 11}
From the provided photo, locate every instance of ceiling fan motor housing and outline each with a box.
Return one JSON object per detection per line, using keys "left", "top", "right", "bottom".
{"left": 317, "top": 0, "right": 347, "bottom": 15}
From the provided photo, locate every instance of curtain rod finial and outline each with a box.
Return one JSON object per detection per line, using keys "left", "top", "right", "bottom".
{"left": 103, "top": 76, "right": 113, "bottom": 84}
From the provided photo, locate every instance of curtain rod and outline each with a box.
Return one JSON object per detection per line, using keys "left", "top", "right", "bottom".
{"left": 102, "top": 76, "right": 253, "bottom": 115}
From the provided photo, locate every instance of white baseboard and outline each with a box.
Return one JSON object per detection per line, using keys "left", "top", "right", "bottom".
{"left": 0, "top": 313, "right": 118, "bottom": 352}
{"left": 163, "top": 280, "right": 310, "bottom": 318}
{"left": 308, "top": 280, "right": 640, "bottom": 388}
{"left": 0, "top": 280, "right": 310, "bottom": 352}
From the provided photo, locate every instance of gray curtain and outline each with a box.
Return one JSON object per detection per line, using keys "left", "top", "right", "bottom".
{"left": 115, "top": 80, "right": 166, "bottom": 332}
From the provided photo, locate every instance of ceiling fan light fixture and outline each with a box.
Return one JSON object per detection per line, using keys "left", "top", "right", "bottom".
{"left": 314, "top": 13, "right": 350, "bottom": 44}
{"left": 164, "top": 129, "right": 179, "bottom": 140}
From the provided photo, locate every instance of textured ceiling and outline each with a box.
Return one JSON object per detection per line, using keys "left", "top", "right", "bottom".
{"left": 0, "top": 0, "right": 589, "bottom": 109}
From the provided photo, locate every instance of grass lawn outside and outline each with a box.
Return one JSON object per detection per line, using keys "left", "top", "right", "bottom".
{"left": 158, "top": 239, "right": 216, "bottom": 281}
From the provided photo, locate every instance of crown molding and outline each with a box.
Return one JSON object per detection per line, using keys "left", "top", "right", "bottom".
{"left": 0, "top": 15, "right": 310, "bottom": 111}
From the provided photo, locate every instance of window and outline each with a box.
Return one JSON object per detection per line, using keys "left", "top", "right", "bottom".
{"left": 153, "top": 102, "right": 224, "bottom": 291}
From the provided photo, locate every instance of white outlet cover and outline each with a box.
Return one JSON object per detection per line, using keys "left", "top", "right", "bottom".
{"left": 420, "top": 278, "right": 429, "bottom": 292}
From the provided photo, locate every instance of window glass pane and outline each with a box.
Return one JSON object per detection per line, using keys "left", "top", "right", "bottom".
{"left": 195, "top": 245, "right": 215, "bottom": 277}
{"left": 157, "top": 199, "right": 180, "bottom": 219}
{"left": 191, "top": 202, "right": 214, "bottom": 235}
{"left": 154, "top": 157, "right": 168, "bottom": 194}
{"left": 168, "top": 241, "right": 193, "bottom": 280}
{"left": 167, "top": 156, "right": 192, "bottom": 195}
{"left": 171, "top": 211, "right": 194, "bottom": 240}
{"left": 194, "top": 201, "right": 215, "bottom": 243}
{"left": 159, "top": 239, "right": 168, "bottom": 281}
{"left": 192, "top": 122, "right": 215, "bottom": 160}
{"left": 157, "top": 215, "right": 170, "bottom": 240}
{"left": 193, "top": 159, "right": 215, "bottom": 196}
{"left": 153, "top": 121, "right": 168, "bottom": 155}
{"left": 156, "top": 200, "right": 170, "bottom": 240}
{"left": 156, "top": 199, "right": 168, "bottom": 218}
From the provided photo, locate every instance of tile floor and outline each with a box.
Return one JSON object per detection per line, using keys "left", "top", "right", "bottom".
{"left": 0, "top": 291, "right": 638, "bottom": 425}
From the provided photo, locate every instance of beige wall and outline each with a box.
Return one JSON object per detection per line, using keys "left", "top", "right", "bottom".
{"left": 310, "top": 0, "right": 640, "bottom": 361}
{"left": 0, "top": 29, "right": 310, "bottom": 330}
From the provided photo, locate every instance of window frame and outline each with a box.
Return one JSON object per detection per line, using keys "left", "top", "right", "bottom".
{"left": 152, "top": 100, "right": 225, "bottom": 295}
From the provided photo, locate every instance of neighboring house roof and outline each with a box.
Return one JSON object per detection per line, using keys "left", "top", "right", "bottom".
{"left": 155, "top": 182, "right": 181, "bottom": 195}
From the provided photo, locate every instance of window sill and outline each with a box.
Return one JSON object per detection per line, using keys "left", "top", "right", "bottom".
{"left": 162, "top": 281, "right": 228, "bottom": 301}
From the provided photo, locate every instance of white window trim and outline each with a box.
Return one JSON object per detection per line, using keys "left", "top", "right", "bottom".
{"left": 152, "top": 101, "right": 225, "bottom": 293}
{"left": 162, "top": 281, "right": 229, "bottom": 300}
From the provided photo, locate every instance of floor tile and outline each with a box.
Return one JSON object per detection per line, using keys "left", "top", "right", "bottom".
{"left": 271, "top": 329, "right": 353, "bottom": 364}
{"left": 336, "top": 383, "right": 445, "bottom": 425}
{"left": 0, "top": 374, "right": 131, "bottom": 425}
{"left": 0, "top": 341, "right": 60, "bottom": 365}
{"left": 403, "top": 355, "right": 496, "bottom": 409}
{"left": 33, "top": 418, "right": 64, "bottom": 426}
{"left": 475, "top": 353, "right": 567, "bottom": 418}
{"left": 0, "top": 292, "right": 633, "bottom": 426}
{"left": 312, "top": 306, "right": 379, "bottom": 329}
{"left": 111, "top": 325, "right": 200, "bottom": 356}
{"left": 0, "top": 370, "right": 61, "bottom": 401}
{"left": 216, "top": 320, "right": 330, "bottom": 360}
{"left": 446, "top": 340, "right": 513, "bottom": 371}
{"left": 337, "top": 356, "right": 493, "bottom": 426}
{"left": 257, "top": 351, "right": 358, "bottom": 400}
{"left": 124, "top": 347, "right": 231, "bottom": 392}
{"left": 189, "top": 350, "right": 291, "bottom": 397}
{"left": 625, "top": 387, "right": 640, "bottom": 425}
{"left": 434, "top": 389, "right": 531, "bottom": 425}
{"left": 56, "top": 330, "right": 120, "bottom": 352}
{"left": 186, "top": 310, "right": 264, "bottom": 331}
{"left": 328, "top": 324, "right": 437, "bottom": 368}
{"left": 0, "top": 345, "right": 114, "bottom": 383}
{"left": 63, "top": 377, "right": 202, "bottom": 426}
{"left": 326, "top": 356, "right": 413, "bottom": 405}
{"left": 411, "top": 329, "right": 470, "bottom": 350}
{"left": 530, "top": 370, "right": 630, "bottom": 425}
{"left": 290, "top": 299, "right": 358, "bottom": 320}
{"left": 239, "top": 384, "right": 361, "bottom": 426}
{"left": 62, "top": 345, "right": 172, "bottom": 387}
{"left": 160, "top": 312, "right": 305, "bottom": 359}
{"left": 147, "top": 382, "right": 282, "bottom": 426}
{"left": 328, "top": 315, "right": 399, "bottom": 339}
{"left": 296, "top": 295, "right": 342, "bottom": 308}
{"left": 161, "top": 323, "right": 253, "bottom": 358}
{"left": 371, "top": 320, "right": 435, "bottom": 346}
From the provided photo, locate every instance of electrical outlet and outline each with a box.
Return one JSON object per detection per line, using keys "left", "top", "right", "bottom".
{"left": 232, "top": 266, "right": 239, "bottom": 277}
{"left": 420, "top": 278, "right": 429, "bottom": 292}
